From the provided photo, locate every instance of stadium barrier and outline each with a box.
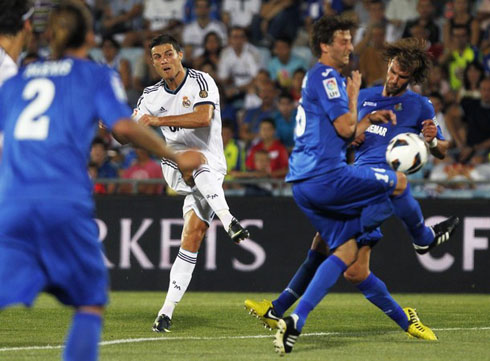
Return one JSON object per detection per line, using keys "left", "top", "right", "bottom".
{"left": 96, "top": 196, "right": 490, "bottom": 293}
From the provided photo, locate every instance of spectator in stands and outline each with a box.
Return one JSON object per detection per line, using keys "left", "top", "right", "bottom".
{"left": 88, "top": 162, "right": 107, "bottom": 195}
{"left": 423, "top": 63, "right": 451, "bottom": 99}
{"left": 459, "top": 77, "right": 490, "bottom": 162}
{"left": 385, "top": 0, "right": 419, "bottom": 27}
{"left": 221, "top": 0, "right": 261, "bottom": 30}
{"left": 183, "top": 0, "right": 220, "bottom": 24}
{"left": 90, "top": 137, "right": 119, "bottom": 194}
{"left": 354, "top": 0, "right": 403, "bottom": 47}
{"left": 245, "top": 118, "right": 289, "bottom": 178}
{"left": 443, "top": 0, "right": 480, "bottom": 49}
{"left": 407, "top": 23, "right": 443, "bottom": 61}
{"left": 289, "top": 67, "right": 306, "bottom": 103}
{"left": 218, "top": 26, "right": 261, "bottom": 102}
{"left": 100, "top": 0, "right": 143, "bottom": 46}
{"left": 244, "top": 69, "right": 273, "bottom": 110}
{"left": 402, "top": 0, "right": 440, "bottom": 44}
{"left": 222, "top": 119, "right": 246, "bottom": 181}
{"left": 230, "top": 149, "right": 274, "bottom": 196}
{"left": 440, "top": 24, "right": 479, "bottom": 91}
{"left": 119, "top": 147, "right": 163, "bottom": 195}
{"left": 274, "top": 91, "right": 297, "bottom": 150}
{"left": 458, "top": 61, "right": 485, "bottom": 101}
{"left": 142, "top": 0, "right": 184, "bottom": 40}
{"left": 182, "top": 0, "right": 227, "bottom": 61}
{"left": 99, "top": 36, "right": 132, "bottom": 90}
{"left": 268, "top": 36, "right": 308, "bottom": 90}
{"left": 240, "top": 81, "right": 279, "bottom": 144}
{"left": 357, "top": 22, "right": 387, "bottom": 87}
{"left": 193, "top": 31, "right": 222, "bottom": 70}
{"left": 250, "top": 0, "right": 302, "bottom": 47}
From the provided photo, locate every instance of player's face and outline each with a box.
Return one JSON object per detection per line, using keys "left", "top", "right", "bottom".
{"left": 327, "top": 30, "right": 353, "bottom": 68}
{"left": 384, "top": 59, "right": 411, "bottom": 96}
{"left": 151, "top": 43, "right": 184, "bottom": 80}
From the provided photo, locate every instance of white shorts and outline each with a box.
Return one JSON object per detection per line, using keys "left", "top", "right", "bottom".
{"left": 161, "top": 158, "right": 224, "bottom": 225}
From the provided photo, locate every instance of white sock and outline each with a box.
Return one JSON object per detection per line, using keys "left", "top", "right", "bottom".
{"left": 193, "top": 165, "right": 234, "bottom": 229}
{"left": 158, "top": 247, "right": 197, "bottom": 319}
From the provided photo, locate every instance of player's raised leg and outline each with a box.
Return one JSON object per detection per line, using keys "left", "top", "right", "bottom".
{"left": 192, "top": 163, "right": 249, "bottom": 243}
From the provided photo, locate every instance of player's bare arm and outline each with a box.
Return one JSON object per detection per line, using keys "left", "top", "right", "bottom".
{"left": 333, "top": 70, "right": 361, "bottom": 139}
{"left": 138, "top": 103, "right": 213, "bottom": 128}
{"left": 421, "top": 119, "right": 448, "bottom": 159}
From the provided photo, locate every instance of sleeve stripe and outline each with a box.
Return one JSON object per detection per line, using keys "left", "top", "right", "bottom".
{"left": 188, "top": 69, "right": 209, "bottom": 92}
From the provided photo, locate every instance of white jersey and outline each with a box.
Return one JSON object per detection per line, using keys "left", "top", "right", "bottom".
{"left": 133, "top": 68, "right": 227, "bottom": 175}
{"left": 0, "top": 47, "right": 18, "bottom": 87}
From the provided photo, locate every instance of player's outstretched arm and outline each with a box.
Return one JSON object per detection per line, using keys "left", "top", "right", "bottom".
{"left": 112, "top": 118, "right": 201, "bottom": 171}
{"left": 139, "top": 104, "right": 213, "bottom": 129}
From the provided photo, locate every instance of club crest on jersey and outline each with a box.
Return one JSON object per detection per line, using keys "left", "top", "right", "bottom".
{"left": 182, "top": 96, "right": 191, "bottom": 108}
{"left": 323, "top": 77, "right": 340, "bottom": 99}
{"left": 394, "top": 103, "right": 403, "bottom": 111}
{"left": 199, "top": 90, "right": 208, "bottom": 98}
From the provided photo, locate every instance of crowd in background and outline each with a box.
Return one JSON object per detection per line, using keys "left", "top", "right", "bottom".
{"left": 23, "top": 0, "right": 490, "bottom": 197}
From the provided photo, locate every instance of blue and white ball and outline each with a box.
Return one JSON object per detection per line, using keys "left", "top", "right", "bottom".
{"left": 385, "top": 133, "right": 429, "bottom": 174}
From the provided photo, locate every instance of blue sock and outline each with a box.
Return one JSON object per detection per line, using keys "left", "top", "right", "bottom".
{"left": 293, "top": 255, "right": 347, "bottom": 331}
{"left": 391, "top": 184, "right": 433, "bottom": 246}
{"left": 272, "top": 249, "right": 327, "bottom": 317}
{"left": 63, "top": 312, "right": 102, "bottom": 361}
{"left": 357, "top": 273, "right": 408, "bottom": 331}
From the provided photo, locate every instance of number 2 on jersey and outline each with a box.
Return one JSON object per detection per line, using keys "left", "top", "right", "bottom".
{"left": 14, "top": 78, "right": 55, "bottom": 140}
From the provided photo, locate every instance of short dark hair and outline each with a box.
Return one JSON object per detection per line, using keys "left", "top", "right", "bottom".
{"left": 150, "top": 34, "right": 182, "bottom": 53}
{"left": 310, "top": 15, "right": 355, "bottom": 58}
{"left": 383, "top": 37, "right": 431, "bottom": 84}
{"left": 260, "top": 118, "right": 276, "bottom": 129}
{"left": 274, "top": 36, "right": 292, "bottom": 47}
{"left": 91, "top": 137, "right": 108, "bottom": 150}
{"left": 0, "top": 0, "right": 33, "bottom": 35}
{"left": 102, "top": 35, "right": 120, "bottom": 50}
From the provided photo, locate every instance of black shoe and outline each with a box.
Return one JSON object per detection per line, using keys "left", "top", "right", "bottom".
{"left": 273, "top": 315, "right": 301, "bottom": 355}
{"left": 152, "top": 314, "right": 172, "bottom": 332}
{"left": 414, "top": 216, "right": 460, "bottom": 255}
{"left": 227, "top": 218, "right": 250, "bottom": 243}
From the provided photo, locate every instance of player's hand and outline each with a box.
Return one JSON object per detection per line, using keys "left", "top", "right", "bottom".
{"left": 175, "top": 150, "right": 203, "bottom": 172}
{"left": 369, "top": 110, "right": 396, "bottom": 125}
{"left": 422, "top": 119, "right": 437, "bottom": 143}
{"left": 138, "top": 114, "right": 160, "bottom": 127}
{"left": 347, "top": 70, "right": 362, "bottom": 99}
{"left": 350, "top": 133, "right": 365, "bottom": 147}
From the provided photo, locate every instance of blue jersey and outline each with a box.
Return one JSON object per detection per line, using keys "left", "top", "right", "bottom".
{"left": 286, "top": 63, "right": 350, "bottom": 182}
{"left": 355, "top": 86, "right": 444, "bottom": 168}
{"left": 0, "top": 57, "right": 131, "bottom": 206}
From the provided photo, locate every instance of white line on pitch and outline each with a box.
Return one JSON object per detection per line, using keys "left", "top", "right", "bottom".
{"left": 1, "top": 326, "right": 490, "bottom": 352}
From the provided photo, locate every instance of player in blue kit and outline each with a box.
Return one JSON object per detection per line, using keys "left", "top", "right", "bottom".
{"left": 246, "top": 38, "right": 460, "bottom": 350}
{"left": 0, "top": 2, "right": 200, "bottom": 361}
{"left": 269, "top": 16, "right": 410, "bottom": 355}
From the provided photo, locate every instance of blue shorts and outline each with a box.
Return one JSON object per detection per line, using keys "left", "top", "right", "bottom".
{"left": 292, "top": 165, "right": 396, "bottom": 250}
{"left": 0, "top": 201, "right": 108, "bottom": 308}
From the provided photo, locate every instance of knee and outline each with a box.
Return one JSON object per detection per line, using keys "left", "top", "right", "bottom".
{"left": 77, "top": 305, "right": 104, "bottom": 316}
{"left": 343, "top": 267, "right": 370, "bottom": 285}
{"left": 392, "top": 171, "right": 407, "bottom": 196}
{"left": 182, "top": 223, "right": 207, "bottom": 246}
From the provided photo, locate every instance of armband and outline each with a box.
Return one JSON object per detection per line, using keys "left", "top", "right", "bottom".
{"left": 429, "top": 137, "right": 438, "bottom": 148}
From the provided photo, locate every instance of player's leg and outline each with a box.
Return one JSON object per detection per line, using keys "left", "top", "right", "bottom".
{"left": 153, "top": 209, "right": 207, "bottom": 332}
{"left": 274, "top": 239, "right": 358, "bottom": 355}
{"left": 63, "top": 306, "right": 104, "bottom": 361}
{"left": 392, "top": 184, "right": 459, "bottom": 254}
{"left": 344, "top": 246, "right": 437, "bottom": 340}
{"left": 189, "top": 155, "right": 249, "bottom": 242}
{"left": 245, "top": 233, "right": 327, "bottom": 329}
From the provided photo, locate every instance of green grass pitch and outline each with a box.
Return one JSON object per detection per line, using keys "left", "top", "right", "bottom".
{"left": 1, "top": 292, "right": 490, "bottom": 361}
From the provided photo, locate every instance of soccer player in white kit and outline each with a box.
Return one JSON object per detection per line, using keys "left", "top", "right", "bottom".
{"left": 133, "top": 34, "right": 250, "bottom": 332}
{"left": 0, "top": 0, "right": 34, "bottom": 159}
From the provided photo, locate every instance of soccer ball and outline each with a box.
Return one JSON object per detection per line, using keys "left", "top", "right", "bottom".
{"left": 385, "top": 133, "right": 429, "bottom": 174}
